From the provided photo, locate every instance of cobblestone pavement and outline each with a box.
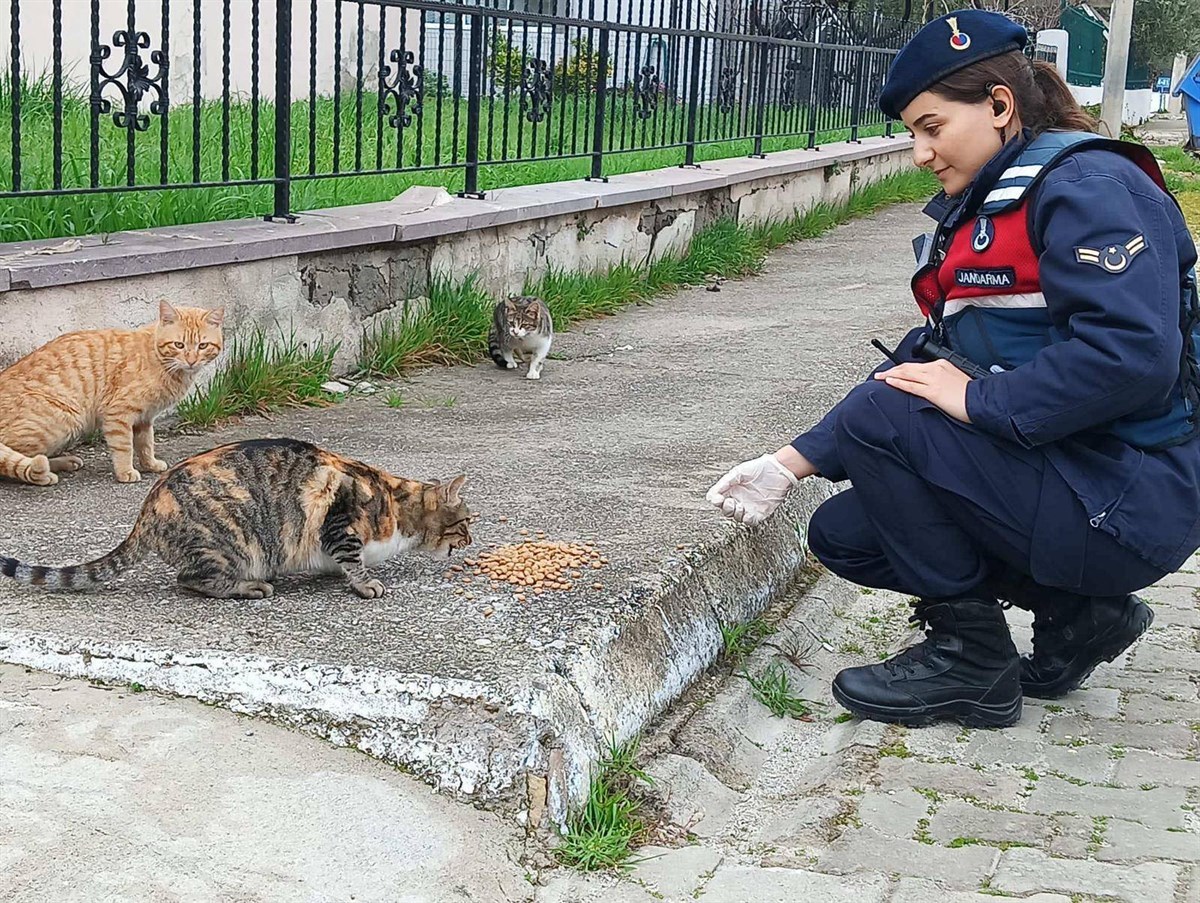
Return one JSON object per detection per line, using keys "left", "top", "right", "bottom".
{"left": 537, "top": 558, "right": 1200, "bottom": 903}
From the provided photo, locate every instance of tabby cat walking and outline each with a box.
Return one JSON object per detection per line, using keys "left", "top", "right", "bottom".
{"left": 0, "top": 301, "right": 224, "bottom": 486}
{"left": 0, "top": 439, "right": 474, "bottom": 600}
{"left": 488, "top": 295, "right": 554, "bottom": 380}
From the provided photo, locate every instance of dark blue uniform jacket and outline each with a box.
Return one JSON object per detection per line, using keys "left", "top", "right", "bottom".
{"left": 794, "top": 134, "right": 1200, "bottom": 574}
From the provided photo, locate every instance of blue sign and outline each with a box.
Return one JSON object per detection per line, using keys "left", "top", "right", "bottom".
{"left": 1155, "top": 76, "right": 1173, "bottom": 93}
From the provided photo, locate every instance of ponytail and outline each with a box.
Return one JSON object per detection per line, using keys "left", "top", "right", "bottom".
{"left": 929, "top": 52, "right": 1096, "bottom": 136}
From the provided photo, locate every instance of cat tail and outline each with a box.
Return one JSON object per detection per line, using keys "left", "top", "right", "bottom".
{"left": 0, "top": 442, "right": 53, "bottom": 486}
{"left": 487, "top": 330, "right": 509, "bottom": 369}
{"left": 0, "top": 526, "right": 149, "bottom": 592}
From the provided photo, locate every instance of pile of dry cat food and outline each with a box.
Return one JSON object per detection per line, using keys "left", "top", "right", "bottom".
{"left": 446, "top": 530, "right": 608, "bottom": 599}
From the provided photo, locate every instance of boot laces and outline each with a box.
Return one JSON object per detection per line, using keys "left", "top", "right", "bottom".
{"left": 883, "top": 603, "right": 937, "bottom": 677}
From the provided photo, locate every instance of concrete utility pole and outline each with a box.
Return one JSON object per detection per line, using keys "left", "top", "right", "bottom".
{"left": 1099, "top": 0, "right": 1135, "bottom": 138}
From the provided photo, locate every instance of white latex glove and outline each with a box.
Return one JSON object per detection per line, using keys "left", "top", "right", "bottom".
{"left": 706, "top": 454, "right": 800, "bottom": 526}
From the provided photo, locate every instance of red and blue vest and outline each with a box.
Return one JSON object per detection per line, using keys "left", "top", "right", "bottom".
{"left": 911, "top": 131, "right": 1200, "bottom": 451}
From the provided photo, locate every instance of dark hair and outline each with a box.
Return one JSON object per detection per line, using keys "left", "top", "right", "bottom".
{"left": 929, "top": 51, "right": 1096, "bottom": 135}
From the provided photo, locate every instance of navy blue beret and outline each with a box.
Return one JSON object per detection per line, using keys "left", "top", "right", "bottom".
{"left": 879, "top": 9, "right": 1028, "bottom": 119}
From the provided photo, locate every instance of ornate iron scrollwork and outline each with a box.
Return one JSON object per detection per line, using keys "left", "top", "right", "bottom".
{"left": 781, "top": 58, "right": 805, "bottom": 111}
{"left": 521, "top": 58, "right": 552, "bottom": 124}
{"left": 380, "top": 48, "right": 423, "bottom": 128}
{"left": 91, "top": 29, "right": 168, "bottom": 131}
{"left": 716, "top": 66, "right": 738, "bottom": 114}
{"left": 633, "top": 65, "right": 660, "bottom": 120}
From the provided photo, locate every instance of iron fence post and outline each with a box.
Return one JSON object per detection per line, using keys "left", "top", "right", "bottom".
{"left": 750, "top": 38, "right": 770, "bottom": 159}
{"left": 267, "top": 0, "right": 296, "bottom": 222}
{"left": 587, "top": 27, "right": 610, "bottom": 182}
{"left": 460, "top": 11, "right": 485, "bottom": 199}
{"left": 849, "top": 46, "right": 866, "bottom": 143}
{"left": 681, "top": 32, "right": 702, "bottom": 168}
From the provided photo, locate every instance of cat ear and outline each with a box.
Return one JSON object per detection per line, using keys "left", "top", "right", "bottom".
{"left": 158, "top": 300, "right": 180, "bottom": 324}
{"left": 204, "top": 307, "right": 226, "bottom": 326}
{"left": 440, "top": 474, "right": 467, "bottom": 505}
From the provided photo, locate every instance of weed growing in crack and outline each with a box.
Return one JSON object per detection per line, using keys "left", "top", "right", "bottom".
{"left": 719, "top": 617, "right": 774, "bottom": 663}
{"left": 747, "top": 661, "right": 816, "bottom": 719}
{"left": 556, "top": 736, "right": 653, "bottom": 871}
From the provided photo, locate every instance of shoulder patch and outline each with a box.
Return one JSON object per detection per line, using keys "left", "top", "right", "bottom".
{"left": 1075, "top": 235, "right": 1147, "bottom": 274}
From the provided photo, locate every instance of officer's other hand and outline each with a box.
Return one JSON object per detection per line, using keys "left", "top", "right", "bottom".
{"left": 875, "top": 360, "right": 972, "bottom": 423}
{"left": 706, "top": 453, "right": 802, "bottom": 526}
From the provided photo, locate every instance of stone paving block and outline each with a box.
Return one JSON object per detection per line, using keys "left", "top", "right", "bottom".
{"left": 890, "top": 877, "right": 1071, "bottom": 903}
{"left": 876, "top": 758, "right": 1025, "bottom": 808}
{"left": 1123, "top": 694, "right": 1200, "bottom": 723}
{"left": 1154, "top": 572, "right": 1200, "bottom": 589}
{"left": 1045, "top": 715, "right": 1195, "bottom": 754}
{"left": 751, "top": 796, "right": 845, "bottom": 847}
{"left": 858, "top": 789, "right": 929, "bottom": 839}
{"left": 1185, "top": 865, "right": 1200, "bottom": 903}
{"left": 964, "top": 734, "right": 1114, "bottom": 785}
{"left": 1096, "top": 673, "right": 1200, "bottom": 699}
{"left": 644, "top": 754, "right": 741, "bottom": 837}
{"left": 1154, "top": 606, "right": 1200, "bottom": 628}
{"left": 1115, "top": 750, "right": 1200, "bottom": 788}
{"left": 927, "top": 799, "right": 1052, "bottom": 848}
{"left": 630, "top": 845, "right": 724, "bottom": 900}
{"left": 700, "top": 866, "right": 888, "bottom": 903}
{"left": 1026, "top": 777, "right": 1187, "bottom": 829}
{"left": 992, "top": 847, "right": 1181, "bottom": 902}
{"left": 1049, "top": 814, "right": 1096, "bottom": 858}
{"left": 537, "top": 873, "right": 661, "bottom": 903}
{"left": 1096, "top": 819, "right": 1200, "bottom": 864}
{"left": 1143, "top": 584, "right": 1199, "bottom": 607}
{"left": 1129, "top": 644, "right": 1200, "bottom": 673}
{"left": 816, "top": 826, "right": 998, "bottom": 889}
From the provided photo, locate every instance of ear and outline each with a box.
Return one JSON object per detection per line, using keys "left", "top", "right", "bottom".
{"left": 439, "top": 474, "right": 467, "bottom": 505}
{"left": 204, "top": 307, "right": 226, "bottom": 327}
{"left": 991, "top": 84, "right": 1017, "bottom": 131}
{"left": 158, "top": 300, "right": 180, "bottom": 324}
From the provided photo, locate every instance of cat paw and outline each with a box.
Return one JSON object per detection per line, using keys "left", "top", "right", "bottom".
{"left": 115, "top": 468, "right": 142, "bottom": 483}
{"left": 352, "top": 579, "right": 387, "bottom": 599}
{"left": 48, "top": 455, "right": 84, "bottom": 474}
{"left": 526, "top": 370, "right": 542, "bottom": 380}
{"left": 233, "top": 581, "right": 274, "bottom": 600}
{"left": 505, "top": 361, "right": 518, "bottom": 370}
{"left": 24, "top": 456, "right": 58, "bottom": 486}
{"left": 143, "top": 457, "right": 169, "bottom": 473}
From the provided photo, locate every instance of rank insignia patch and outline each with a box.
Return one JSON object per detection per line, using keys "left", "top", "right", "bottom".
{"left": 1075, "top": 235, "right": 1146, "bottom": 274}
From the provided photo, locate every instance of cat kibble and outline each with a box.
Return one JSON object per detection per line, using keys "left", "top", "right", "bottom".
{"left": 476, "top": 540, "right": 606, "bottom": 593}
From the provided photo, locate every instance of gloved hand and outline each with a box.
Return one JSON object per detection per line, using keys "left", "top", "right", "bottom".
{"left": 706, "top": 454, "right": 800, "bottom": 526}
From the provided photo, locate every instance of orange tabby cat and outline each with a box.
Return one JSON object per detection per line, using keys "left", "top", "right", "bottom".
{"left": 0, "top": 301, "right": 224, "bottom": 486}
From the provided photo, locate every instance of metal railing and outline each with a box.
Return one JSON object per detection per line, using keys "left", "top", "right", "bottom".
{"left": 1, "top": 0, "right": 914, "bottom": 224}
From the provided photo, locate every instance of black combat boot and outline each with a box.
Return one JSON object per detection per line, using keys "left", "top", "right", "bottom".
{"left": 986, "top": 570, "right": 1155, "bottom": 699}
{"left": 831, "top": 596, "right": 1023, "bottom": 728}
{"left": 1017, "top": 590, "right": 1154, "bottom": 699}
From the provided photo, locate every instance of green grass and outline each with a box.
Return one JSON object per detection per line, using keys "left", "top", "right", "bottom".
{"left": 383, "top": 390, "right": 407, "bottom": 409}
{"left": 358, "top": 274, "right": 493, "bottom": 377}
{"left": 718, "top": 617, "right": 774, "bottom": 662}
{"left": 176, "top": 328, "right": 338, "bottom": 428}
{"left": 0, "top": 73, "right": 896, "bottom": 242}
{"left": 747, "top": 661, "right": 815, "bottom": 719}
{"left": 556, "top": 736, "right": 651, "bottom": 872}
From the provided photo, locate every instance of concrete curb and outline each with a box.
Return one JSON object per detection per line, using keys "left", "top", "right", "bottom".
{"left": 0, "top": 481, "right": 834, "bottom": 824}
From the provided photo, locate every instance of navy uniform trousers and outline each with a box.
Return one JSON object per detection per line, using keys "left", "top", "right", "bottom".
{"left": 803, "top": 374, "right": 1166, "bottom": 602}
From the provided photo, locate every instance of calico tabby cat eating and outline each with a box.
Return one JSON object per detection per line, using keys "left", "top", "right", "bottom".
{"left": 0, "top": 300, "right": 224, "bottom": 486}
{"left": 0, "top": 438, "right": 473, "bottom": 600}
{"left": 488, "top": 295, "right": 554, "bottom": 380}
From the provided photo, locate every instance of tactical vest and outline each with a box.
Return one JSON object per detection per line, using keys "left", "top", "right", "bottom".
{"left": 911, "top": 131, "right": 1200, "bottom": 451}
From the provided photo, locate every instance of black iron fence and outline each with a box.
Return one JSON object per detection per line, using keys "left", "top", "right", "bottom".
{"left": 0, "top": 0, "right": 915, "bottom": 224}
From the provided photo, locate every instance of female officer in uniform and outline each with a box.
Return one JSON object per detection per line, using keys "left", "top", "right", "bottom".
{"left": 707, "top": 9, "right": 1200, "bottom": 728}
